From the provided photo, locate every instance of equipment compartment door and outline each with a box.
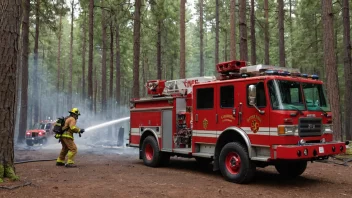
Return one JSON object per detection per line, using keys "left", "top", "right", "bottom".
{"left": 162, "top": 110, "right": 173, "bottom": 151}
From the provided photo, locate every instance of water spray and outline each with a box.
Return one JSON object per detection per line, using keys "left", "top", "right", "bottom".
{"left": 84, "top": 117, "right": 130, "bottom": 132}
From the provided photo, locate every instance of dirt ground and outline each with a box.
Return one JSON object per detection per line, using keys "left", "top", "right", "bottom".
{"left": 1, "top": 145, "right": 352, "bottom": 198}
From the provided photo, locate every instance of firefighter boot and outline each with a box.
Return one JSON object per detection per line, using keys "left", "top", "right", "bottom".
{"left": 65, "top": 163, "right": 77, "bottom": 168}
{"left": 56, "top": 158, "right": 65, "bottom": 166}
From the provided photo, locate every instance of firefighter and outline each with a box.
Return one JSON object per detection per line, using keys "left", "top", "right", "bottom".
{"left": 56, "top": 108, "right": 85, "bottom": 168}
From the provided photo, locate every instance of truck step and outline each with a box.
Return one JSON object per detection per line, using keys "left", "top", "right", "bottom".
{"left": 192, "top": 152, "right": 213, "bottom": 158}
{"left": 173, "top": 148, "right": 192, "bottom": 154}
{"left": 251, "top": 156, "right": 270, "bottom": 161}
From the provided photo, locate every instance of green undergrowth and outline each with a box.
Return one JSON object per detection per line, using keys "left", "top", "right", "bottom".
{"left": 0, "top": 165, "right": 19, "bottom": 183}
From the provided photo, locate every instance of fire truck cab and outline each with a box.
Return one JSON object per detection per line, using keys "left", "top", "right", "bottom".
{"left": 129, "top": 60, "right": 348, "bottom": 184}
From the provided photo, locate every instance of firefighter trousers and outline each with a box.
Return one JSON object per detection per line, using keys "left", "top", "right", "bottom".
{"left": 56, "top": 137, "right": 77, "bottom": 164}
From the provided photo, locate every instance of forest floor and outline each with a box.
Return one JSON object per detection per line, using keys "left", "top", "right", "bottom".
{"left": 0, "top": 144, "right": 352, "bottom": 198}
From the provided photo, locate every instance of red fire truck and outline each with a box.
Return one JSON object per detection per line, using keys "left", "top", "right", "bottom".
{"left": 129, "top": 60, "right": 349, "bottom": 184}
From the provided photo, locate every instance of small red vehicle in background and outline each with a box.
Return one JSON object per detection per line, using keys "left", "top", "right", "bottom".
{"left": 25, "top": 120, "right": 55, "bottom": 146}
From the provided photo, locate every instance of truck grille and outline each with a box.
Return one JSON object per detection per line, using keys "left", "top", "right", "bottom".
{"left": 31, "top": 133, "right": 38, "bottom": 137}
{"left": 298, "top": 117, "right": 322, "bottom": 137}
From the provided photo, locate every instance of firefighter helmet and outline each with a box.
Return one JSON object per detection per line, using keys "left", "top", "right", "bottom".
{"left": 69, "top": 108, "right": 81, "bottom": 116}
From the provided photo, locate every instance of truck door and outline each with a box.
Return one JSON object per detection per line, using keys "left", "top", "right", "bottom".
{"left": 239, "top": 81, "right": 271, "bottom": 146}
{"left": 192, "top": 85, "right": 217, "bottom": 143}
{"left": 216, "top": 84, "right": 237, "bottom": 135}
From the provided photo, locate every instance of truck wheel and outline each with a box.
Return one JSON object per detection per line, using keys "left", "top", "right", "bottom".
{"left": 40, "top": 138, "right": 47, "bottom": 145}
{"left": 275, "top": 161, "right": 307, "bottom": 178}
{"left": 219, "top": 142, "right": 256, "bottom": 184}
{"left": 142, "top": 136, "right": 161, "bottom": 167}
{"left": 26, "top": 140, "right": 34, "bottom": 146}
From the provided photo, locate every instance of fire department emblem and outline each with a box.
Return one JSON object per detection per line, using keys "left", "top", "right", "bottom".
{"left": 250, "top": 120, "right": 259, "bottom": 133}
{"left": 203, "top": 118, "right": 208, "bottom": 129}
{"left": 247, "top": 115, "right": 261, "bottom": 133}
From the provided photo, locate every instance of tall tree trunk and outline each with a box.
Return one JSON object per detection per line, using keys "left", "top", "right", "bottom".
{"left": 101, "top": 1, "right": 107, "bottom": 114}
{"left": 250, "top": 0, "right": 256, "bottom": 64}
{"left": 179, "top": 0, "right": 186, "bottom": 78}
{"left": 88, "top": 0, "right": 94, "bottom": 111}
{"left": 199, "top": 0, "right": 204, "bottom": 76}
{"left": 109, "top": 18, "right": 114, "bottom": 136}
{"left": 239, "top": 0, "right": 248, "bottom": 61}
{"left": 224, "top": 31, "right": 228, "bottom": 61}
{"left": 321, "top": 0, "right": 342, "bottom": 140}
{"left": 342, "top": 0, "right": 352, "bottom": 140}
{"left": 230, "top": 0, "right": 236, "bottom": 60}
{"left": 68, "top": 0, "right": 74, "bottom": 108}
{"left": 33, "top": 0, "right": 40, "bottom": 122}
{"left": 289, "top": 0, "right": 293, "bottom": 67}
{"left": 57, "top": 4, "right": 63, "bottom": 116}
{"left": 115, "top": 21, "right": 121, "bottom": 113}
{"left": 215, "top": 0, "right": 219, "bottom": 64}
{"left": 278, "top": 0, "right": 286, "bottom": 67}
{"left": 264, "top": 0, "right": 269, "bottom": 64}
{"left": 0, "top": 0, "right": 21, "bottom": 182}
{"left": 157, "top": 20, "right": 162, "bottom": 79}
{"left": 18, "top": 0, "right": 30, "bottom": 143}
{"left": 133, "top": 0, "right": 141, "bottom": 98}
{"left": 82, "top": 12, "right": 87, "bottom": 100}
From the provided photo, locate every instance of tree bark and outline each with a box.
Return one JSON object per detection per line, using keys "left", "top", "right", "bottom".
{"left": 230, "top": 0, "right": 236, "bottom": 60}
{"left": 82, "top": 12, "right": 87, "bottom": 100}
{"left": 278, "top": 0, "right": 286, "bottom": 67}
{"left": 68, "top": 0, "right": 74, "bottom": 108}
{"left": 33, "top": 0, "right": 40, "bottom": 122}
{"left": 18, "top": 0, "right": 30, "bottom": 143}
{"left": 0, "top": 0, "right": 21, "bottom": 182}
{"left": 88, "top": 0, "right": 94, "bottom": 111}
{"left": 179, "top": 0, "right": 186, "bottom": 78}
{"left": 215, "top": 0, "right": 219, "bottom": 64}
{"left": 56, "top": 4, "right": 63, "bottom": 116}
{"left": 133, "top": 0, "right": 141, "bottom": 98}
{"left": 250, "top": 0, "right": 256, "bottom": 64}
{"left": 199, "top": 0, "right": 204, "bottom": 76}
{"left": 342, "top": 0, "right": 352, "bottom": 140}
{"left": 115, "top": 21, "right": 121, "bottom": 113}
{"left": 101, "top": 1, "right": 107, "bottom": 113}
{"left": 239, "top": 0, "right": 248, "bottom": 61}
{"left": 157, "top": 20, "right": 162, "bottom": 79}
{"left": 321, "top": 0, "right": 342, "bottom": 140}
{"left": 109, "top": 17, "right": 114, "bottom": 136}
{"left": 264, "top": 0, "right": 269, "bottom": 64}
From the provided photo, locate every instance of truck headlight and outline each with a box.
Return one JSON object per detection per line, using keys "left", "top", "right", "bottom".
{"left": 323, "top": 124, "right": 333, "bottom": 133}
{"left": 278, "top": 125, "right": 296, "bottom": 135}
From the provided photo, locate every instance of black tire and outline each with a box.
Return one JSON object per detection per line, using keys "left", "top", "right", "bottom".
{"left": 141, "top": 136, "right": 162, "bottom": 167}
{"left": 40, "top": 138, "right": 47, "bottom": 145}
{"left": 26, "top": 140, "right": 34, "bottom": 146}
{"left": 219, "top": 142, "right": 256, "bottom": 184}
{"left": 275, "top": 161, "right": 307, "bottom": 178}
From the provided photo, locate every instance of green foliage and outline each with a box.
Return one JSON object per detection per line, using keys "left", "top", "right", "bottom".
{"left": 24, "top": 0, "right": 351, "bottom": 119}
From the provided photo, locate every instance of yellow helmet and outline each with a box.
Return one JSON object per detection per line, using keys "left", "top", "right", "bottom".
{"left": 69, "top": 108, "right": 81, "bottom": 116}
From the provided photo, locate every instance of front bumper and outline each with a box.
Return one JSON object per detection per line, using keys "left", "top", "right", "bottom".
{"left": 274, "top": 142, "right": 346, "bottom": 160}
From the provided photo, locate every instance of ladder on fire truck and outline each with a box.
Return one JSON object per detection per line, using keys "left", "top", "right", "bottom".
{"left": 145, "top": 76, "right": 216, "bottom": 96}
{"left": 163, "top": 76, "right": 216, "bottom": 95}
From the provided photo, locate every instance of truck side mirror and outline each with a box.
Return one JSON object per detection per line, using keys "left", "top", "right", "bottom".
{"left": 248, "top": 84, "right": 265, "bottom": 115}
{"left": 248, "top": 85, "right": 257, "bottom": 105}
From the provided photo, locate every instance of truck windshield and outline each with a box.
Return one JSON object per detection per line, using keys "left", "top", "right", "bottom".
{"left": 302, "top": 83, "right": 330, "bottom": 111}
{"left": 32, "top": 123, "right": 46, "bottom": 129}
{"left": 268, "top": 80, "right": 330, "bottom": 112}
{"left": 268, "top": 80, "right": 304, "bottom": 110}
